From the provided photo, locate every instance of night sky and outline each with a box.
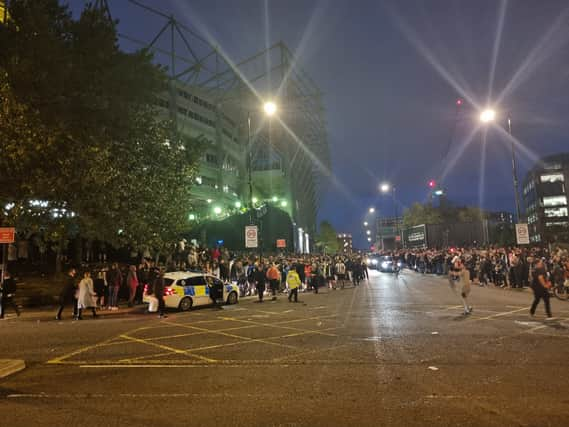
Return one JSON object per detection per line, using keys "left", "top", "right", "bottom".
{"left": 70, "top": 0, "right": 569, "bottom": 247}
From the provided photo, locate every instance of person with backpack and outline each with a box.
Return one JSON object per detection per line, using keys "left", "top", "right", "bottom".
{"left": 0, "top": 270, "right": 20, "bottom": 319}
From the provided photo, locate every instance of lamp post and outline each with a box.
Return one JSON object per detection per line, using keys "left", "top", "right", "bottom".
{"left": 247, "top": 101, "right": 278, "bottom": 223}
{"left": 364, "top": 207, "right": 377, "bottom": 251}
{"left": 380, "top": 182, "right": 399, "bottom": 249}
{"left": 479, "top": 109, "right": 521, "bottom": 222}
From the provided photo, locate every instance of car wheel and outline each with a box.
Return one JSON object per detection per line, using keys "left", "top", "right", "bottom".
{"left": 226, "top": 291, "right": 238, "bottom": 305}
{"left": 179, "top": 297, "right": 193, "bottom": 312}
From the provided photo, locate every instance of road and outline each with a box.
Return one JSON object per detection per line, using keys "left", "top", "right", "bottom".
{"left": 1, "top": 269, "right": 568, "bottom": 427}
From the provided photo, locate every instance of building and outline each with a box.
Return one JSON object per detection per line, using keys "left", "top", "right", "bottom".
{"left": 376, "top": 216, "right": 403, "bottom": 250}
{"left": 522, "top": 153, "right": 569, "bottom": 244}
{"left": 337, "top": 234, "right": 353, "bottom": 254}
{"left": 103, "top": 2, "right": 329, "bottom": 252}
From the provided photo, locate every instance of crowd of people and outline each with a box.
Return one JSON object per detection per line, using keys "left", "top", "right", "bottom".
{"left": 394, "top": 246, "right": 569, "bottom": 290}
{"left": 2, "top": 242, "right": 568, "bottom": 321}
{"left": 392, "top": 246, "right": 569, "bottom": 318}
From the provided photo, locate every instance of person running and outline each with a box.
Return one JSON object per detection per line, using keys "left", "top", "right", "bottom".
{"left": 448, "top": 258, "right": 472, "bottom": 315}
{"left": 530, "top": 259, "right": 553, "bottom": 320}
{"left": 286, "top": 268, "right": 301, "bottom": 303}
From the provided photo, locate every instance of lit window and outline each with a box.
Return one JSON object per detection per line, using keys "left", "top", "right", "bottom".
{"left": 545, "top": 221, "right": 569, "bottom": 227}
{"left": 544, "top": 207, "right": 568, "bottom": 218}
{"left": 543, "top": 196, "right": 567, "bottom": 207}
{"left": 540, "top": 173, "right": 564, "bottom": 183}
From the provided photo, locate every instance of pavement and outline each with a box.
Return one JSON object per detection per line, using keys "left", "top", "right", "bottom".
{"left": 1, "top": 269, "right": 568, "bottom": 427}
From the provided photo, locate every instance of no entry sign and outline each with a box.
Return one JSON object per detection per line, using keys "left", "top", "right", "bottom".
{"left": 0, "top": 227, "right": 15, "bottom": 244}
{"left": 245, "top": 225, "right": 258, "bottom": 248}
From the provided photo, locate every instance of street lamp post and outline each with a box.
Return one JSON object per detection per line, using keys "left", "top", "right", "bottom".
{"left": 380, "top": 182, "right": 399, "bottom": 249}
{"left": 480, "top": 109, "right": 522, "bottom": 222}
{"left": 246, "top": 101, "right": 278, "bottom": 224}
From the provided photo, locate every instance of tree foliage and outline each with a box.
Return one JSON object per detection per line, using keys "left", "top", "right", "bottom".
{"left": 0, "top": 0, "right": 203, "bottom": 256}
{"left": 403, "top": 203, "right": 444, "bottom": 227}
{"left": 316, "top": 220, "right": 340, "bottom": 253}
{"left": 403, "top": 203, "right": 486, "bottom": 227}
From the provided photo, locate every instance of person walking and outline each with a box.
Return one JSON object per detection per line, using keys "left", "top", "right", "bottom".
{"left": 286, "top": 268, "right": 301, "bottom": 303}
{"left": 266, "top": 262, "right": 280, "bottom": 301}
{"left": 334, "top": 259, "right": 346, "bottom": 289}
{"left": 126, "top": 265, "right": 139, "bottom": 307}
{"left": 76, "top": 271, "right": 98, "bottom": 320}
{"left": 253, "top": 261, "right": 267, "bottom": 303}
{"left": 448, "top": 258, "right": 472, "bottom": 315}
{"left": 530, "top": 259, "right": 553, "bottom": 320}
{"left": 56, "top": 268, "right": 78, "bottom": 320}
{"left": 153, "top": 268, "right": 167, "bottom": 318}
{"left": 0, "top": 270, "right": 20, "bottom": 319}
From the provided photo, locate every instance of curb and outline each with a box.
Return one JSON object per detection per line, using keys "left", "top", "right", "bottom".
{"left": 0, "top": 359, "right": 26, "bottom": 379}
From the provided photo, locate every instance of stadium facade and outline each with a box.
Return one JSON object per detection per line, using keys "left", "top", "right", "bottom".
{"left": 99, "top": 0, "right": 330, "bottom": 253}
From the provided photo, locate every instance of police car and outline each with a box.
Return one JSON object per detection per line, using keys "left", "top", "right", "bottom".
{"left": 143, "top": 271, "right": 239, "bottom": 311}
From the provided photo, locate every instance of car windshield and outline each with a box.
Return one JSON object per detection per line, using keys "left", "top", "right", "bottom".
{"left": 164, "top": 278, "right": 175, "bottom": 286}
{"left": 381, "top": 256, "right": 393, "bottom": 262}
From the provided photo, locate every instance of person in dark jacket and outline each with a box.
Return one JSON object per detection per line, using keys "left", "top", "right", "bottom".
{"left": 153, "top": 268, "right": 167, "bottom": 318}
{"left": 253, "top": 262, "right": 267, "bottom": 303}
{"left": 56, "top": 268, "right": 78, "bottom": 320}
{"left": 1, "top": 270, "right": 20, "bottom": 319}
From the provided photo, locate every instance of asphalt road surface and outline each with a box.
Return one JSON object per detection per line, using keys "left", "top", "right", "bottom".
{"left": 1, "top": 269, "right": 568, "bottom": 427}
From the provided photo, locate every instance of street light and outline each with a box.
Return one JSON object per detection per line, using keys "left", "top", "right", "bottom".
{"left": 366, "top": 230, "right": 371, "bottom": 235}
{"left": 369, "top": 207, "right": 375, "bottom": 213}
{"left": 263, "top": 101, "right": 277, "bottom": 116}
{"left": 363, "top": 221, "right": 368, "bottom": 227}
{"left": 380, "top": 181, "right": 399, "bottom": 249}
{"left": 247, "top": 101, "right": 278, "bottom": 223}
{"left": 479, "top": 109, "right": 496, "bottom": 123}
{"left": 479, "top": 108, "right": 521, "bottom": 222}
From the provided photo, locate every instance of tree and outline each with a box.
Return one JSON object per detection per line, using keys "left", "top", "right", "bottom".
{"left": 457, "top": 207, "right": 485, "bottom": 223}
{"left": 0, "top": 0, "right": 203, "bottom": 267}
{"left": 403, "top": 203, "right": 443, "bottom": 227}
{"left": 316, "top": 221, "right": 340, "bottom": 254}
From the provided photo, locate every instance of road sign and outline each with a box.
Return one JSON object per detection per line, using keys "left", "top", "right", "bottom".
{"left": 515, "top": 223, "right": 530, "bottom": 245}
{"left": 0, "top": 227, "right": 15, "bottom": 244}
{"left": 276, "top": 239, "right": 286, "bottom": 248}
{"left": 245, "top": 225, "right": 258, "bottom": 248}
{"left": 395, "top": 235, "right": 401, "bottom": 242}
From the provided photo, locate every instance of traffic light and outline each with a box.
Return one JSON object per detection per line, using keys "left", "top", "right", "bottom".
{"left": 428, "top": 180, "right": 436, "bottom": 188}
